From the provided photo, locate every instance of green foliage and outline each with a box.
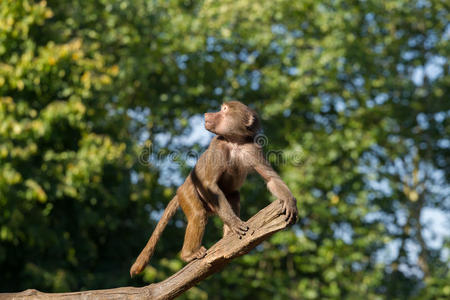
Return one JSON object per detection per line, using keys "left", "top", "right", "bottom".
{"left": 0, "top": 0, "right": 448, "bottom": 299}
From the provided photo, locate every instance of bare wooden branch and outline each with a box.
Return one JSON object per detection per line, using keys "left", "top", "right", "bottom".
{"left": 0, "top": 199, "right": 291, "bottom": 300}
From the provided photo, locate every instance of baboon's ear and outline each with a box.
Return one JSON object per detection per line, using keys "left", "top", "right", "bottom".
{"left": 245, "top": 112, "right": 255, "bottom": 128}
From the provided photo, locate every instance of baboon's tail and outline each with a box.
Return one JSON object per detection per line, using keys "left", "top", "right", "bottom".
{"left": 130, "top": 195, "right": 179, "bottom": 277}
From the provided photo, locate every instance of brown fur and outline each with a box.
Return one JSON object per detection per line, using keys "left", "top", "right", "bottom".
{"left": 130, "top": 101, "right": 297, "bottom": 277}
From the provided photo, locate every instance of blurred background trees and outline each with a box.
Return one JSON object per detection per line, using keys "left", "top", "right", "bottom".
{"left": 0, "top": 0, "right": 448, "bottom": 299}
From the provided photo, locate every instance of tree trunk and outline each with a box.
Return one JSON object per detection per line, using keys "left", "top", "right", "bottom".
{"left": 0, "top": 199, "right": 292, "bottom": 300}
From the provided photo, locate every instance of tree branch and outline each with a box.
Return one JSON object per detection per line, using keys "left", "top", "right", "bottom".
{"left": 0, "top": 199, "right": 292, "bottom": 300}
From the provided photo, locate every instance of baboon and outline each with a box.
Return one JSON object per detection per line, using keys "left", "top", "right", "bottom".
{"left": 130, "top": 101, "right": 297, "bottom": 277}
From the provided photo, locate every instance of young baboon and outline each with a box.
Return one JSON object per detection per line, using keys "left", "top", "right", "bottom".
{"left": 130, "top": 101, "right": 297, "bottom": 277}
